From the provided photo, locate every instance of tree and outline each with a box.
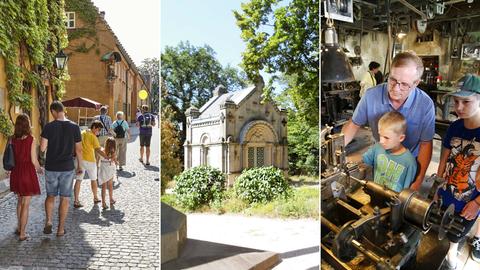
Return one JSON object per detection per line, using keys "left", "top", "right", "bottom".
{"left": 161, "top": 41, "right": 248, "bottom": 151}
{"left": 275, "top": 77, "right": 318, "bottom": 176}
{"left": 139, "top": 58, "right": 160, "bottom": 113}
{"left": 161, "top": 105, "right": 182, "bottom": 194}
{"left": 234, "top": 0, "right": 319, "bottom": 126}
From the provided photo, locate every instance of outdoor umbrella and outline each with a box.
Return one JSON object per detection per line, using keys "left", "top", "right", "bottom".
{"left": 61, "top": 97, "right": 103, "bottom": 125}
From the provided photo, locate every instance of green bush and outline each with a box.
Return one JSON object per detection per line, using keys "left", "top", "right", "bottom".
{"left": 173, "top": 166, "right": 226, "bottom": 210}
{"left": 235, "top": 166, "right": 291, "bottom": 204}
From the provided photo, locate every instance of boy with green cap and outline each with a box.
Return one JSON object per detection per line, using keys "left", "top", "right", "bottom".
{"left": 437, "top": 73, "right": 480, "bottom": 269}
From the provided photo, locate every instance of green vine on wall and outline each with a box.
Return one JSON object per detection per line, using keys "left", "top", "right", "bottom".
{"left": 0, "top": 0, "right": 68, "bottom": 137}
{"left": 65, "top": 0, "right": 99, "bottom": 53}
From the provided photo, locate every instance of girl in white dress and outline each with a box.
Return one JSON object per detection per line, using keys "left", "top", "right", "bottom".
{"left": 98, "top": 137, "right": 118, "bottom": 209}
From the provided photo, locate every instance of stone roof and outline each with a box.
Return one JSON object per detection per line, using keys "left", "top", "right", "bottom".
{"left": 198, "top": 86, "right": 256, "bottom": 119}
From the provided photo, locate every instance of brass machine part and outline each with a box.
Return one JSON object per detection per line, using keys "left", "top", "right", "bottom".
{"left": 398, "top": 189, "right": 433, "bottom": 231}
{"left": 323, "top": 218, "right": 397, "bottom": 270}
{"left": 322, "top": 176, "right": 467, "bottom": 267}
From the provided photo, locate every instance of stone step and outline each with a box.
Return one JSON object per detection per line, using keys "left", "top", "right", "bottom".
{"left": 161, "top": 202, "right": 187, "bottom": 264}
{"left": 162, "top": 238, "right": 280, "bottom": 270}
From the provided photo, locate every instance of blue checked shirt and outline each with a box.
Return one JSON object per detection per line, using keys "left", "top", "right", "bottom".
{"left": 93, "top": 114, "right": 113, "bottom": 136}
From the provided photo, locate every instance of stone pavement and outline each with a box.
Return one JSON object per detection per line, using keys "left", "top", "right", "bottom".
{"left": 0, "top": 126, "right": 159, "bottom": 269}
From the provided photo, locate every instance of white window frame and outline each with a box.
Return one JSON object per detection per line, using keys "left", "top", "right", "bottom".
{"left": 65, "top": 12, "right": 76, "bottom": 29}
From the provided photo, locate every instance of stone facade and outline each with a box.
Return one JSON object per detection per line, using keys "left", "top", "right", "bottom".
{"left": 63, "top": 2, "right": 149, "bottom": 124}
{"left": 184, "top": 78, "right": 288, "bottom": 185}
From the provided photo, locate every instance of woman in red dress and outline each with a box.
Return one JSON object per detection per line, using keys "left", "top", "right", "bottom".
{"left": 8, "top": 114, "right": 43, "bottom": 241}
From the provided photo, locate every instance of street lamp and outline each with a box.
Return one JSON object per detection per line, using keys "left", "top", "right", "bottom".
{"left": 55, "top": 49, "right": 68, "bottom": 71}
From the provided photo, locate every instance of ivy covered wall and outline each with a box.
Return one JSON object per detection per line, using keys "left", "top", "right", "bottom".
{"left": 0, "top": 0, "right": 69, "bottom": 137}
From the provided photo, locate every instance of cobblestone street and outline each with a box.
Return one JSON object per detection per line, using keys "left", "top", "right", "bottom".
{"left": 0, "top": 126, "right": 159, "bottom": 269}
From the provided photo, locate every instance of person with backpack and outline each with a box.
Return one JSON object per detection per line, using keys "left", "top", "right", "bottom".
{"left": 136, "top": 105, "right": 155, "bottom": 165}
{"left": 94, "top": 106, "right": 113, "bottom": 147}
{"left": 111, "top": 111, "right": 130, "bottom": 171}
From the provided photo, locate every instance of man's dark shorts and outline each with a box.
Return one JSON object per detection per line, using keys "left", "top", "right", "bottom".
{"left": 446, "top": 214, "right": 478, "bottom": 243}
{"left": 139, "top": 134, "right": 152, "bottom": 147}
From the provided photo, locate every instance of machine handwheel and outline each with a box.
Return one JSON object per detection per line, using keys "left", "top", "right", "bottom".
{"left": 333, "top": 220, "right": 357, "bottom": 262}
{"left": 438, "top": 204, "right": 455, "bottom": 240}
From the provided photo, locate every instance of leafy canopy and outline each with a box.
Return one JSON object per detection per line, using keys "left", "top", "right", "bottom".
{"left": 139, "top": 58, "right": 160, "bottom": 113}
{"left": 161, "top": 41, "right": 248, "bottom": 147}
{"left": 234, "top": 0, "right": 319, "bottom": 125}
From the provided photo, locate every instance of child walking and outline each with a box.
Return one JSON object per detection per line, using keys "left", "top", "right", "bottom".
{"left": 98, "top": 137, "right": 117, "bottom": 210}
{"left": 362, "top": 111, "right": 418, "bottom": 192}
{"left": 437, "top": 74, "right": 480, "bottom": 269}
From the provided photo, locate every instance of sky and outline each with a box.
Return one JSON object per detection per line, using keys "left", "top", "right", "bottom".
{"left": 91, "top": 0, "right": 160, "bottom": 66}
{"left": 161, "top": 0, "right": 246, "bottom": 69}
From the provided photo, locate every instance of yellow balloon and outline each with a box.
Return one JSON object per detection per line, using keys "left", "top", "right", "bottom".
{"left": 139, "top": 89, "right": 148, "bottom": 100}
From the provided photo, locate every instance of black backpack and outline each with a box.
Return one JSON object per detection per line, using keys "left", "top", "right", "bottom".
{"left": 141, "top": 113, "right": 153, "bottom": 128}
{"left": 114, "top": 120, "right": 125, "bottom": 138}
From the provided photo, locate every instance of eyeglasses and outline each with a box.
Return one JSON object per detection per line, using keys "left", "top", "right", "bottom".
{"left": 388, "top": 77, "right": 416, "bottom": 91}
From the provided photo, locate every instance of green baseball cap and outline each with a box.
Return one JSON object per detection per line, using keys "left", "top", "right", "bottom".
{"left": 448, "top": 74, "right": 480, "bottom": 97}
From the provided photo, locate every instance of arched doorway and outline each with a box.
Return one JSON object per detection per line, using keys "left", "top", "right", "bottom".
{"left": 239, "top": 120, "right": 279, "bottom": 170}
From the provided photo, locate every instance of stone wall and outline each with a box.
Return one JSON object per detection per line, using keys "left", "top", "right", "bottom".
{"left": 343, "top": 31, "right": 390, "bottom": 80}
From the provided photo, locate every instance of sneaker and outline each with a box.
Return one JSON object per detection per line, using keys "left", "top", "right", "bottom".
{"left": 118, "top": 166, "right": 123, "bottom": 171}
{"left": 443, "top": 258, "right": 457, "bottom": 270}
{"left": 472, "top": 236, "right": 480, "bottom": 263}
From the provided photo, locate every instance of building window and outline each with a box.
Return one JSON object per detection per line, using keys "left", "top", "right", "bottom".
{"left": 248, "top": 147, "right": 255, "bottom": 167}
{"left": 257, "top": 147, "right": 264, "bottom": 167}
{"left": 247, "top": 146, "right": 265, "bottom": 168}
{"left": 65, "top": 12, "right": 75, "bottom": 29}
{"left": 201, "top": 147, "right": 209, "bottom": 166}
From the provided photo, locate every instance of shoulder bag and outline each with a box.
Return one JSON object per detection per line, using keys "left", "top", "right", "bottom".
{"left": 3, "top": 137, "right": 15, "bottom": 170}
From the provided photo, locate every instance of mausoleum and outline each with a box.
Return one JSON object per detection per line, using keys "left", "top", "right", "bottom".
{"left": 184, "top": 78, "right": 288, "bottom": 185}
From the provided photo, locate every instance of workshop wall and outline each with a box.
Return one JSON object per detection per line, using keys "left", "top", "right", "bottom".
{"left": 343, "top": 31, "right": 389, "bottom": 81}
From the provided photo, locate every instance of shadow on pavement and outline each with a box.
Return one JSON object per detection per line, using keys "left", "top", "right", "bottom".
{"left": 101, "top": 206, "right": 125, "bottom": 225}
{"left": 143, "top": 165, "right": 159, "bottom": 172}
{"left": 162, "top": 238, "right": 279, "bottom": 270}
{"left": 117, "top": 171, "right": 136, "bottom": 178}
{"left": 0, "top": 185, "right": 97, "bottom": 268}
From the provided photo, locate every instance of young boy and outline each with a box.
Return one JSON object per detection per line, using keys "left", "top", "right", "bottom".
{"left": 362, "top": 111, "right": 417, "bottom": 192}
{"left": 437, "top": 73, "right": 480, "bottom": 269}
{"left": 73, "top": 121, "right": 109, "bottom": 208}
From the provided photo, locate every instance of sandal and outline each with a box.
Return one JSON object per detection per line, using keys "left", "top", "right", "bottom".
{"left": 14, "top": 229, "right": 20, "bottom": 235}
{"left": 56, "top": 229, "right": 66, "bottom": 237}
{"left": 93, "top": 199, "right": 101, "bottom": 204}
{"left": 110, "top": 200, "right": 116, "bottom": 206}
{"left": 19, "top": 235, "right": 29, "bottom": 241}
{"left": 145, "top": 162, "right": 150, "bottom": 166}
{"left": 73, "top": 201, "right": 83, "bottom": 208}
{"left": 43, "top": 223, "right": 53, "bottom": 234}
{"left": 139, "top": 158, "right": 144, "bottom": 163}
{"left": 102, "top": 204, "right": 108, "bottom": 210}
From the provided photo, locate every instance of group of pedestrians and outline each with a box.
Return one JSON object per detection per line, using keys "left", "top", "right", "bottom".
{"left": 6, "top": 101, "right": 155, "bottom": 241}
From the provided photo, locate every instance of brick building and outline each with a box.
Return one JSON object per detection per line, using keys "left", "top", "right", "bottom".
{"left": 63, "top": 1, "right": 149, "bottom": 124}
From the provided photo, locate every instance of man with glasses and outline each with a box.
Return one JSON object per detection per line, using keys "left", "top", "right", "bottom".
{"left": 343, "top": 51, "right": 435, "bottom": 191}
